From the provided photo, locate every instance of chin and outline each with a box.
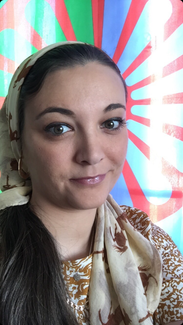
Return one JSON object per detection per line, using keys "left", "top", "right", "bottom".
{"left": 66, "top": 179, "right": 117, "bottom": 211}
{"left": 70, "top": 192, "right": 109, "bottom": 211}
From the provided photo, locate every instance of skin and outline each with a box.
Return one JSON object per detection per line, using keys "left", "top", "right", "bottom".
{"left": 22, "top": 62, "right": 128, "bottom": 260}
{"left": 21, "top": 62, "right": 182, "bottom": 325}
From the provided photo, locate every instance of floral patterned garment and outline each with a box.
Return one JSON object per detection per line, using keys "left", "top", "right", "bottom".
{"left": 62, "top": 205, "right": 183, "bottom": 325}
{"left": 62, "top": 255, "right": 92, "bottom": 325}
{"left": 124, "top": 206, "right": 183, "bottom": 324}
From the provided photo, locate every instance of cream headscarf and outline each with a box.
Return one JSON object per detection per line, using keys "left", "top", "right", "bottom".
{"left": 0, "top": 41, "right": 81, "bottom": 209}
{"left": 0, "top": 42, "right": 162, "bottom": 324}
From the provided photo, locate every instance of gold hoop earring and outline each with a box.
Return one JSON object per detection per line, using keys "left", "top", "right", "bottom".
{"left": 18, "top": 157, "right": 29, "bottom": 180}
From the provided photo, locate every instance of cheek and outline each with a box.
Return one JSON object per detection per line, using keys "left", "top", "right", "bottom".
{"left": 23, "top": 140, "right": 71, "bottom": 177}
{"left": 109, "top": 136, "right": 128, "bottom": 167}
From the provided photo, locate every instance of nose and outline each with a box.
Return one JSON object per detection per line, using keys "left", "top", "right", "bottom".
{"left": 74, "top": 132, "right": 104, "bottom": 166}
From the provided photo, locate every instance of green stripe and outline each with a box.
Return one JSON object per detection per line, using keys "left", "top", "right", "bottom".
{"left": 25, "top": 0, "right": 66, "bottom": 44}
{"left": 0, "top": 70, "right": 13, "bottom": 97}
{"left": 0, "top": 0, "right": 8, "bottom": 9}
{"left": 0, "top": 29, "right": 37, "bottom": 63}
{"left": 65, "top": 0, "right": 94, "bottom": 44}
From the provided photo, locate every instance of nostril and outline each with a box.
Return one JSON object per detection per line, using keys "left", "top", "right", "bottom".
{"left": 75, "top": 141, "right": 104, "bottom": 166}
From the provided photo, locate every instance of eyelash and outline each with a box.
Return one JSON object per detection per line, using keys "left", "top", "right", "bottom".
{"left": 44, "top": 118, "right": 126, "bottom": 136}
{"left": 101, "top": 118, "right": 126, "bottom": 131}
{"left": 44, "top": 123, "right": 72, "bottom": 136}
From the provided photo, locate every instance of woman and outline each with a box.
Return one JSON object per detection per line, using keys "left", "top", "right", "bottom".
{"left": 0, "top": 42, "right": 182, "bottom": 325}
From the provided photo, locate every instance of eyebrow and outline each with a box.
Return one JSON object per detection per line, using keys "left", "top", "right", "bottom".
{"left": 36, "top": 103, "right": 126, "bottom": 120}
{"left": 104, "top": 103, "right": 126, "bottom": 112}
{"left": 36, "top": 107, "right": 75, "bottom": 120}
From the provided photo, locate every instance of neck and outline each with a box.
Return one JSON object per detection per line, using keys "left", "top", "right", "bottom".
{"left": 30, "top": 199, "right": 97, "bottom": 261}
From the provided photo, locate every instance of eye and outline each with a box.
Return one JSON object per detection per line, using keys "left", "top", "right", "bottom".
{"left": 45, "top": 123, "right": 72, "bottom": 135}
{"left": 102, "top": 118, "right": 125, "bottom": 130}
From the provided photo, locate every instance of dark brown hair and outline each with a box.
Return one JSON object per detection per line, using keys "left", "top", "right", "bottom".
{"left": 18, "top": 43, "right": 127, "bottom": 135}
{"left": 1, "top": 43, "right": 127, "bottom": 325}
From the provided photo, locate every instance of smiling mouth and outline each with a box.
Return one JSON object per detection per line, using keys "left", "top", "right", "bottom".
{"left": 70, "top": 174, "right": 106, "bottom": 185}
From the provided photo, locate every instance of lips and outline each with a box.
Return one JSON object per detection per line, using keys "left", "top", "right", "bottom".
{"left": 70, "top": 174, "right": 106, "bottom": 185}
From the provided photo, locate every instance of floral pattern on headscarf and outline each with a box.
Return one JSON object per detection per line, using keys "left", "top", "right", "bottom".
{"left": 0, "top": 41, "right": 82, "bottom": 209}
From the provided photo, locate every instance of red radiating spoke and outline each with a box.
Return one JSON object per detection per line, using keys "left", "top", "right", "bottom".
{"left": 0, "top": 54, "right": 15, "bottom": 74}
{"left": 123, "top": 160, "right": 150, "bottom": 216}
{"left": 46, "top": 0, "right": 76, "bottom": 41}
{"left": 164, "top": 0, "right": 183, "bottom": 40}
{"left": 91, "top": 0, "right": 105, "bottom": 48}
{"left": 128, "top": 130, "right": 150, "bottom": 160}
{"left": 163, "top": 93, "right": 183, "bottom": 104}
{"left": 162, "top": 55, "right": 183, "bottom": 78}
{"left": 0, "top": 0, "right": 47, "bottom": 50}
{"left": 163, "top": 124, "right": 183, "bottom": 142}
{"left": 122, "top": 43, "right": 152, "bottom": 80}
{"left": 113, "top": 0, "right": 149, "bottom": 64}
{"left": 0, "top": 0, "right": 15, "bottom": 30}
{"left": 0, "top": 97, "right": 5, "bottom": 107}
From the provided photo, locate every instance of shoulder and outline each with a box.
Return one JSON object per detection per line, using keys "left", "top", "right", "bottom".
{"left": 120, "top": 205, "right": 183, "bottom": 324}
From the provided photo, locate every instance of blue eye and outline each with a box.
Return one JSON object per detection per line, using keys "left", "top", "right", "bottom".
{"left": 45, "top": 123, "right": 72, "bottom": 135}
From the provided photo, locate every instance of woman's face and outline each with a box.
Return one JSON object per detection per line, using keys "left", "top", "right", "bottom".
{"left": 22, "top": 62, "right": 128, "bottom": 211}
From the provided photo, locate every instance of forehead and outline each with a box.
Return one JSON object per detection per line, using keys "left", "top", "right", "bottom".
{"left": 25, "top": 62, "right": 126, "bottom": 114}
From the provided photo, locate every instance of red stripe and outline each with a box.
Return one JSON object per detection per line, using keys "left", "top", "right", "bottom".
{"left": 127, "top": 96, "right": 151, "bottom": 108}
{"left": 113, "top": 0, "right": 149, "bottom": 64}
{"left": 128, "top": 74, "right": 155, "bottom": 93}
{"left": 127, "top": 114, "right": 150, "bottom": 128}
{"left": 0, "top": 0, "right": 45, "bottom": 50}
{"left": 122, "top": 42, "right": 152, "bottom": 80}
{"left": 150, "top": 157, "right": 183, "bottom": 221}
{"left": 163, "top": 123, "right": 183, "bottom": 142}
{"left": 28, "top": 27, "right": 47, "bottom": 50}
{"left": 0, "top": 0, "right": 15, "bottom": 31}
{"left": 122, "top": 160, "right": 150, "bottom": 215}
{"left": 0, "top": 54, "right": 15, "bottom": 74}
{"left": 154, "top": 194, "right": 183, "bottom": 222}
{"left": 0, "top": 97, "right": 5, "bottom": 108}
{"left": 163, "top": 55, "right": 183, "bottom": 79}
{"left": 128, "top": 129, "right": 150, "bottom": 160}
{"left": 150, "top": 196, "right": 183, "bottom": 223}
{"left": 125, "top": 77, "right": 152, "bottom": 125}
{"left": 15, "top": 0, "right": 47, "bottom": 50}
{"left": 122, "top": 0, "right": 183, "bottom": 81}
{"left": 123, "top": 158, "right": 183, "bottom": 222}
{"left": 91, "top": 0, "right": 105, "bottom": 48}
{"left": 164, "top": 0, "right": 183, "bottom": 41}
{"left": 163, "top": 93, "right": 183, "bottom": 104}
{"left": 46, "top": 0, "right": 76, "bottom": 41}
